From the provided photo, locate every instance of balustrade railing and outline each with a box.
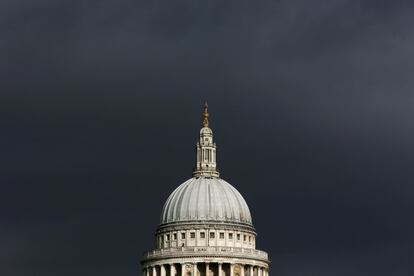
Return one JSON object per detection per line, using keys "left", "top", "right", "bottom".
{"left": 143, "top": 246, "right": 268, "bottom": 261}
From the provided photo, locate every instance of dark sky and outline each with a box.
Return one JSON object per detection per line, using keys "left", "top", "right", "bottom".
{"left": 2, "top": 0, "right": 414, "bottom": 275}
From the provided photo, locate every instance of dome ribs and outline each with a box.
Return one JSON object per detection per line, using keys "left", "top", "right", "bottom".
{"left": 159, "top": 177, "right": 253, "bottom": 226}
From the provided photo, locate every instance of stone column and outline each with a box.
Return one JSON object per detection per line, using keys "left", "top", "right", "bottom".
{"left": 205, "top": 263, "right": 209, "bottom": 276}
{"left": 193, "top": 263, "right": 197, "bottom": 276}
{"left": 181, "top": 264, "right": 185, "bottom": 276}
{"left": 230, "top": 264, "right": 234, "bottom": 276}
{"left": 249, "top": 266, "right": 253, "bottom": 276}
{"left": 218, "top": 263, "right": 222, "bottom": 276}
{"left": 241, "top": 265, "right": 244, "bottom": 276}
{"left": 153, "top": 266, "right": 157, "bottom": 276}
{"left": 170, "top": 264, "right": 175, "bottom": 276}
{"left": 161, "top": 265, "right": 166, "bottom": 276}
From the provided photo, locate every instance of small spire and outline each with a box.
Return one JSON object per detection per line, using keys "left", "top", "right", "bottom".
{"left": 203, "top": 102, "right": 209, "bottom": 127}
{"left": 193, "top": 102, "right": 219, "bottom": 177}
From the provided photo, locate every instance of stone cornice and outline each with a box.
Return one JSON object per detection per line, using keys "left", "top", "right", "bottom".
{"left": 156, "top": 221, "right": 256, "bottom": 235}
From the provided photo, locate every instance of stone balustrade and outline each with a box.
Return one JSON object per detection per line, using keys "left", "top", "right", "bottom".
{"left": 143, "top": 246, "right": 268, "bottom": 262}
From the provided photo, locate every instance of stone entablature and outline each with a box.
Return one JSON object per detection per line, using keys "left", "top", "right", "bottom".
{"left": 143, "top": 246, "right": 268, "bottom": 263}
{"left": 157, "top": 222, "right": 256, "bottom": 234}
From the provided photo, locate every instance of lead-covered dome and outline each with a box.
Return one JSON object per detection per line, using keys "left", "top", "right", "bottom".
{"left": 160, "top": 177, "right": 252, "bottom": 225}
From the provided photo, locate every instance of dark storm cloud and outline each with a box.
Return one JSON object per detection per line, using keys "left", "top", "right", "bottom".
{"left": 1, "top": 0, "right": 414, "bottom": 275}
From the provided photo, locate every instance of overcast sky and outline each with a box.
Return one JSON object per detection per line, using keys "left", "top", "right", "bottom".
{"left": 1, "top": 0, "right": 414, "bottom": 275}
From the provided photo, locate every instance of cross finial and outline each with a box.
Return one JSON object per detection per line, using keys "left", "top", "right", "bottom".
{"left": 203, "top": 102, "right": 209, "bottom": 127}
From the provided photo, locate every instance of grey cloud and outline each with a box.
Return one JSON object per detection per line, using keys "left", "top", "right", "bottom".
{"left": 1, "top": 0, "right": 414, "bottom": 275}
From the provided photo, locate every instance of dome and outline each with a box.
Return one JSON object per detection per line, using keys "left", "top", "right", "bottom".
{"left": 200, "top": 127, "right": 212, "bottom": 135}
{"left": 160, "top": 177, "right": 252, "bottom": 225}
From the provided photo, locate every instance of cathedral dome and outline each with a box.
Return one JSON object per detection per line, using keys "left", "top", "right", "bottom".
{"left": 142, "top": 103, "right": 269, "bottom": 276}
{"left": 160, "top": 177, "right": 252, "bottom": 225}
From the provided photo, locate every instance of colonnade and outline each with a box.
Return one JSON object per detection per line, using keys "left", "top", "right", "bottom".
{"left": 143, "top": 263, "right": 268, "bottom": 276}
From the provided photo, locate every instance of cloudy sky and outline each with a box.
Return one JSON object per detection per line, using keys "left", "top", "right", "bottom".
{"left": 1, "top": 0, "right": 414, "bottom": 275}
